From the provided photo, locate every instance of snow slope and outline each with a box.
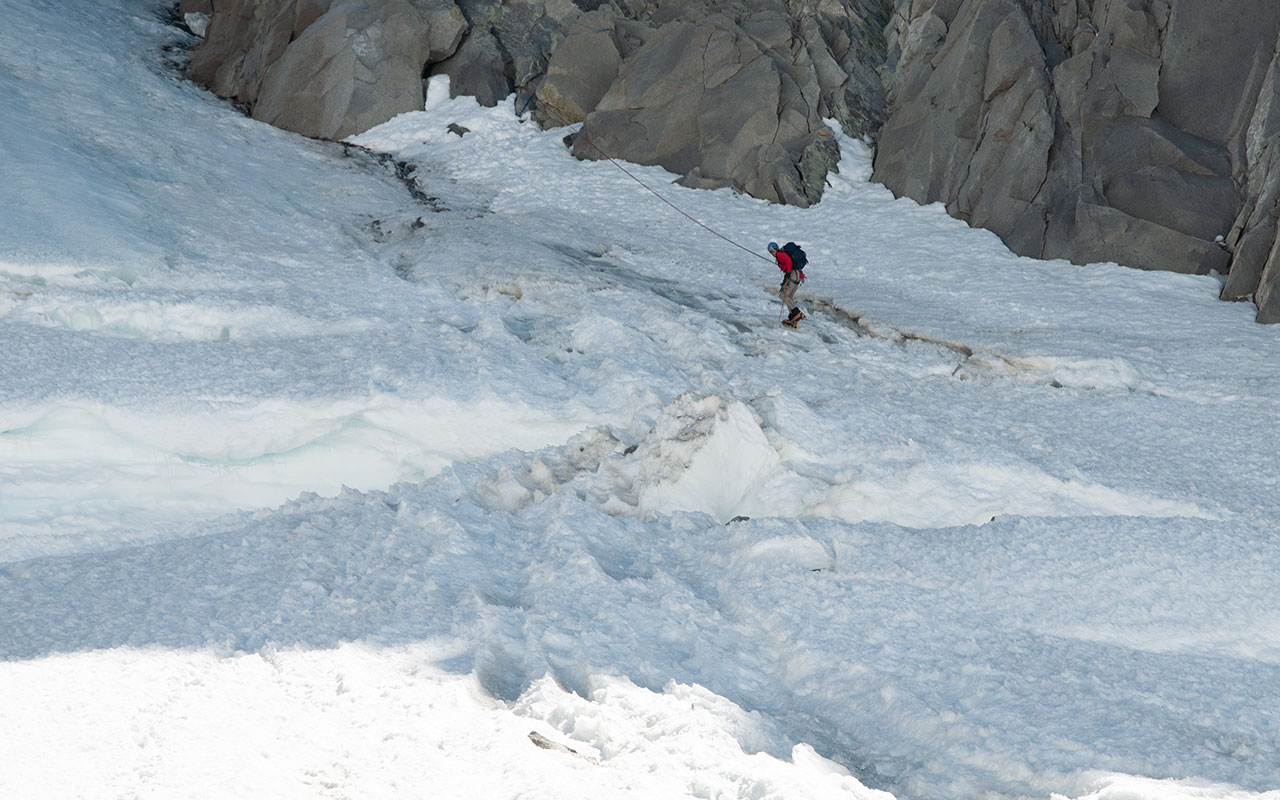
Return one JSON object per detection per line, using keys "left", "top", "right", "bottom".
{"left": 2, "top": 2, "right": 1279, "bottom": 799}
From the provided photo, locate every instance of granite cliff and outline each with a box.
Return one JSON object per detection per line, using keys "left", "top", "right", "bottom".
{"left": 877, "top": 0, "right": 1280, "bottom": 323}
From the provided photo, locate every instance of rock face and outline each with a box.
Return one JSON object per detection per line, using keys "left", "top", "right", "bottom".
{"left": 189, "top": 0, "right": 466, "bottom": 140}
{"left": 189, "top": 0, "right": 890, "bottom": 208}
{"left": 874, "top": 0, "right": 1280, "bottom": 321}
{"left": 190, "top": 0, "right": 889, "bottom": 207}
{"left": 428, "top": 0, "right": 582, "bottom": 109}
{"left": 532, "top": 0, "right": 889, "bottom": 207}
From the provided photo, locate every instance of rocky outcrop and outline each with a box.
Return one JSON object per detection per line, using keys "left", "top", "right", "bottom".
{"left": 428, "top": 0, "right": 582, "bottom": 109}
{"left": 188, "top": 0, "right": 886, "bottom": 206}
{"left": 530, "top": 0, "right": 889, "bottom": 207}
{"left": 875, "top": 0, "right": 1280, "bottom": 321}
{"left": 179, "top": 0, "right": 213, "bottom": 36}
{"left": 189, "top": 0, "right": 466, "bottom": 140}
{"left": 558, "top": 13, "right": 833, "bottom": 205}
{"left": 1219, "top": 22, "right": 1280, "bottom": 323}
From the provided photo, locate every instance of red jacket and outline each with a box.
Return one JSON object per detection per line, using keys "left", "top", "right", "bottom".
{"left": 774, "top": 250, "right": 794, "bottom": 273}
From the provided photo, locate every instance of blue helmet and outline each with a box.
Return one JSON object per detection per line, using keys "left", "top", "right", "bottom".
{"left": 768, "top": 241, "right": 779, "bottom": 251}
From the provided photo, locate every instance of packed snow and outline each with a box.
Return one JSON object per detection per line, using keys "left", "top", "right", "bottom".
{"left": 2, "top": 2, "right": 1279, "bottom": 799}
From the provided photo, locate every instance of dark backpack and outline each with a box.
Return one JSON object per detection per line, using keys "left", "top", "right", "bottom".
{"left": 782, "top": 241, "right": 807, "bottom": 272}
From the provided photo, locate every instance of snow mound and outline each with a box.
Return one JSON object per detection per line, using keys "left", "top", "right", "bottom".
{"left": 631, "top": 394, "right": 781, "bottom": 522}
{"left": 516, "top": 674, "right": 895, "bottom": 800}
{"left": 473, "top": 394, "right": 783, "bottom": 524}
{"left": 1012, "top": 356, "right": 1146, "bottom": 392}
{"left": 812, "top": 459, "right": 1213, "bottom": 528}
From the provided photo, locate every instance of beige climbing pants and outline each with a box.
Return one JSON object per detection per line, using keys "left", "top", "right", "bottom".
{"left": 781, "top": 270, "right": 802, "bottom": 314}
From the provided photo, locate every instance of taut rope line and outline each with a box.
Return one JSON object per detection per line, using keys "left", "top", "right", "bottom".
{"left": 528, "top": 99, "right": 776, "bottom": 264}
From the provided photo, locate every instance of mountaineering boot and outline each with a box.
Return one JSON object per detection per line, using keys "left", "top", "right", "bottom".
{"left": 783, "top": 308, "right": 805, "bottom": 328}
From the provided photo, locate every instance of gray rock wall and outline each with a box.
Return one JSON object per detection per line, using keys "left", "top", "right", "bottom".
{"left": 874, "top": 0, "right": 1280, "bottom": 322}
{"left": 530, "top": 0, "right": 890, "bottom": 207}
{"left": 189, "top": 0, "right": 465, "bottom": 140}
{"left": 188, "top": 0, "right": 886, "bottom": 206}
{"left": 428, "top": 0, "right": 583, "bottom": 108}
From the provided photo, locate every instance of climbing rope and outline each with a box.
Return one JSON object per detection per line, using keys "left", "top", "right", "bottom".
{"left": 526, "top": 97, "right": 776, "bottom": 264}
{"left": 1073, "top": 22, "right": 1098, "bottom": 41}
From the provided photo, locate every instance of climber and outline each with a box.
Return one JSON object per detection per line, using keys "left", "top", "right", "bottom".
{"left": 769, "top": 241, "right": 807, "bottom": 328}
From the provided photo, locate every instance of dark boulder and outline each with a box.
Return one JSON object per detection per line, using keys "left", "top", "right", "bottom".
{"left": 189, "top": 0, "right": 465, "bottom": 140}
{"left": 532, "top": 0, "right": 891, "bottom": 207}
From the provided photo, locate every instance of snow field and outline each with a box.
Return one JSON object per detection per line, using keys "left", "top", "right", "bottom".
{"left": 0, "top": 393, "right": 598, "bottom": 559}
{"left": 1, "top": 643, "right": 891, "bottom": 800}
{"left": 2, "top": 2, "right": 1280, "bottom": 799}
{"left": 5, "top": 448, "right": 1277, "bottom": 798}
